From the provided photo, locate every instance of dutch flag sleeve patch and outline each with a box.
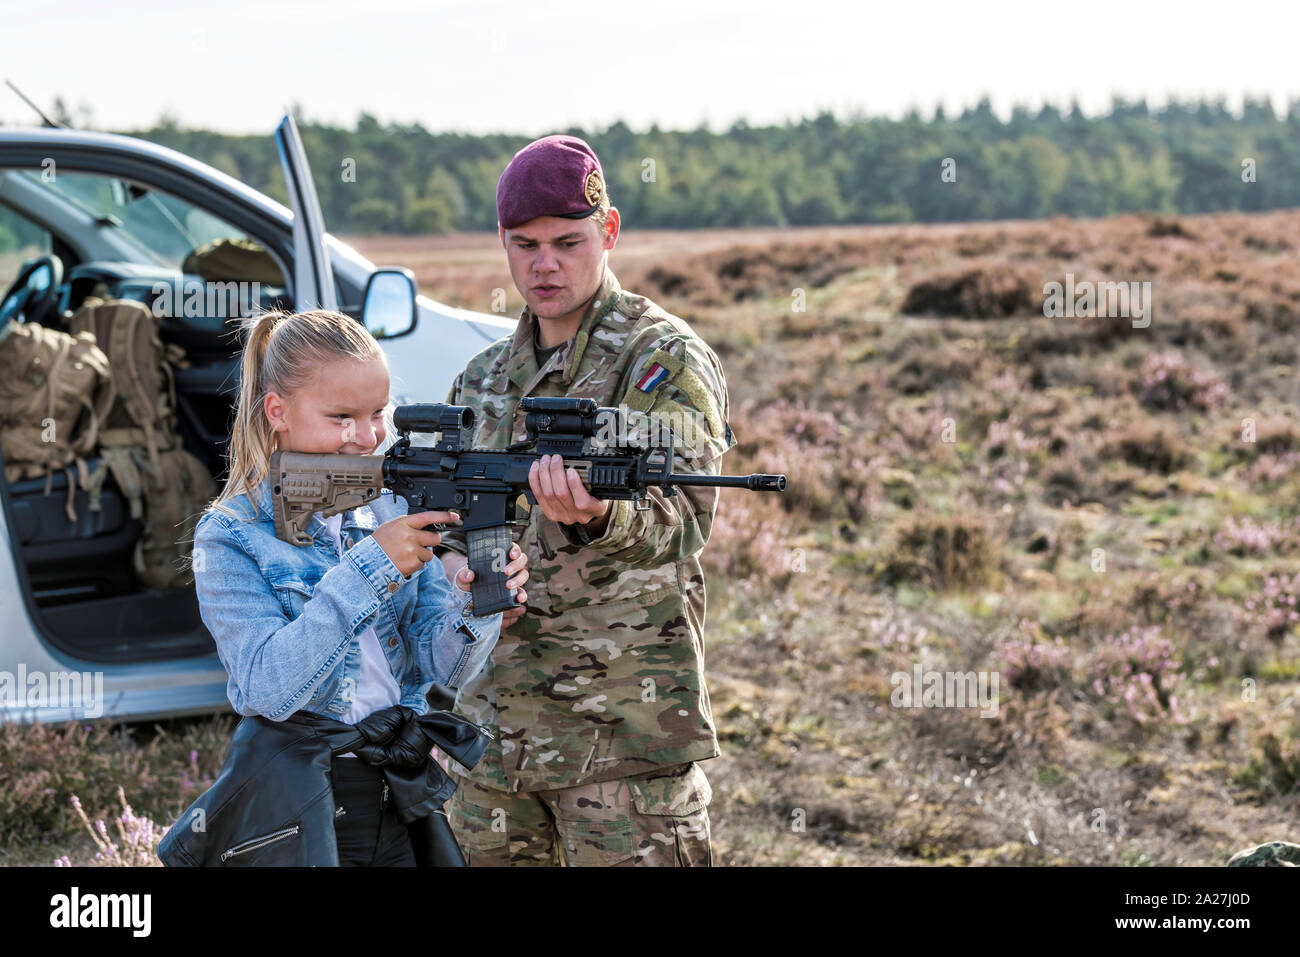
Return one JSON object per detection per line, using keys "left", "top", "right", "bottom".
{"left": 636, "top": 362, "right": 670, "bottom": 392}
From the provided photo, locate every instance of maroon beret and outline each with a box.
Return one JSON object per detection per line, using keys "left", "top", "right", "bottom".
{"left": 496, "top": 134, "right": 605, "bottom": 230}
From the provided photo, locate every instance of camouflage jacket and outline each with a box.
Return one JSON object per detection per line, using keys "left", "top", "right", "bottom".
{"left": 433, "top": 267, "right": 737, "bottom": 791}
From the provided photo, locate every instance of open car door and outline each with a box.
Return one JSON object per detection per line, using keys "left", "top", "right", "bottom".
{"left": 274, "top": 113, "right": 338, "bottom": 312}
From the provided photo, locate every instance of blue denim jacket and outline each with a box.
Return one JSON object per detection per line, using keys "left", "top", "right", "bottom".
{"left": 191, "top": 478, "right": 501, "bottom": 722}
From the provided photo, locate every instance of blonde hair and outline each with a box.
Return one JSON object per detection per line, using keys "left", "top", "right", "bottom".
{"left": 590, "top": 191, "right": 612, "bottom": 233}
{"left": 208, "top": 309, "right": 390, "bottom": 522}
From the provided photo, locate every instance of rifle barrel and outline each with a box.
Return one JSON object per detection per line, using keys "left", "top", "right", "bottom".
{"left": 667, "top": 473, "right": 786, "bottom": 491}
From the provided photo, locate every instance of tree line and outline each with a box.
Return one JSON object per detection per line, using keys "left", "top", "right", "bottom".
{"left": 87, "top": 97, "right": 1300, "bottom": 233}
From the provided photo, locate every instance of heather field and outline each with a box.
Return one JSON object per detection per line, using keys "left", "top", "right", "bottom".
{"left": 5, "top": 211, "right": 1300, "bottom": 865}
{"left": 356, "top": 212, "right": 1300, "bottom": 865}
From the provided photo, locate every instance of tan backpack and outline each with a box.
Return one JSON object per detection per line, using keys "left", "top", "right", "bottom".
{"left": 68, "top": 298, "right": 217, "bottom": 589}
{"left": 0, "top": 318, "right": 114, "bottom": 521}
{"left": 87, "top": 442, "right": 217, "bottom": 589}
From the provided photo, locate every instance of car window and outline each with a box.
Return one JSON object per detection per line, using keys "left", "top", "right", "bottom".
{"left": 15, "top": 169, "right": 286, "bottom": 286}
{"left": 0, "top": 203, "right": 52, "bottom": 291}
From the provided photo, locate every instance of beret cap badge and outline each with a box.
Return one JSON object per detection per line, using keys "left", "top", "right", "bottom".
{"left": 584, "top": 170, "right": 604, "bottom": 207}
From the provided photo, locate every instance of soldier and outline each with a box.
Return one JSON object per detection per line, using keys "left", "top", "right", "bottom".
{"left": 432, "top": 134, "right": 737, "bottom": 866}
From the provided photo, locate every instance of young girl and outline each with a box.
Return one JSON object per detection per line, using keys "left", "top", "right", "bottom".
{"left": 191, "top": 308, "right": 528, "bottom": 866}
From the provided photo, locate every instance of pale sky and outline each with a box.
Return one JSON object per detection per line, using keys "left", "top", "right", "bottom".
{"left": 3, "top": 0, "right": 1298, "bottom": 135}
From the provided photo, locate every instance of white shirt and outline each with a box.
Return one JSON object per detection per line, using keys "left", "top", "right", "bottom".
{"left": 317, "top": 511, "right": 401, "bottom": 750}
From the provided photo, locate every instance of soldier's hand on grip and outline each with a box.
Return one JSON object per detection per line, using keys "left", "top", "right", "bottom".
{"left": 529, "top": 453, "right": 611, "bottom": 528}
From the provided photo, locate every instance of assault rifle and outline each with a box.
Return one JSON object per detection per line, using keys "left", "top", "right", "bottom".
{"left": 268, "top": 397, "right": 786, "bottom": 615}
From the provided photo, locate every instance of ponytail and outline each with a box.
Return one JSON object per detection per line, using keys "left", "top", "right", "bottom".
{"left": 208, "top": 309, "right": 385, "bottom": 522}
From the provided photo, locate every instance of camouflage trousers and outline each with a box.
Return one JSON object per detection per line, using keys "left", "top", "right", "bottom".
{"left": 448, "top": 761, "right": 714, "bottom": 866}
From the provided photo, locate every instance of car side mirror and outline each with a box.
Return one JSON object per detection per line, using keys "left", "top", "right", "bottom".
{"left": 361, "top": 267, "right": 417, "bottom": 339}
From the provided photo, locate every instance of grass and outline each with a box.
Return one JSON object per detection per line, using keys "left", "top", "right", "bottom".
{"left": 8, "top": 209, "right": 1300, "bottom": 865}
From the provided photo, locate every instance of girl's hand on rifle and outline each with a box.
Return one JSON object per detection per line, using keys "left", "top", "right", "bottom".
{"left": 372, "top": 510, "right": 460, "bottom": 578}
{"left": 456, "top": 543, "right": 529, "bottom": 592}
{"left": 441, "top": 547, "right": 530, "bottom": 628}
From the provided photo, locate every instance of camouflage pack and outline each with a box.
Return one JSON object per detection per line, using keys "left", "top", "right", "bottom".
{"left": 68, "top": 298, "right": 215, "bottom": 588}
{"left": 0, "top": 317, "right": 114, "bottom": 520}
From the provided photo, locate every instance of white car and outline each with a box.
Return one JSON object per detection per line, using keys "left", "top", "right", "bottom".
{"left": 0, "top": 115, "right": 515, "bottom": 723}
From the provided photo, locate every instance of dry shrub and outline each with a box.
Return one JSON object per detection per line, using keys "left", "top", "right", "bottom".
{"left": 1158, "top": 298, "right": 1249, "bottom": 354}
{"left": 642, "top": 264, "right": 724, "bottom": 306}
{"left": 1084, "top": 625, "right": 1186, "bottom": 727}
{"left": 1236, "top": 721, "right": 1300, "bottom": 799}
{"left": 889, "top": 339, "right": 983, "bottom": 395}
{"left": 1047, "top": 236, "right": 1083, "bottom": 259}
{"left": 955, "top": 232, "right": 1006, "bottom": 257}
{"left": 1100, "top": 419, "right": 1193, "bottom": 474}
{"left": 1126, "top": 571, "right": 1208, "bottom": 624}
{"left": 1145, "top": 216, "right": 1198, "bottom": 240}
{"left": 1242, "top": 451, "right": 1300, "bottom": 485}
{"left": 998, "top": 627, "right": 1074, "bottom": 693}
{"left": 636, "top": 241, "right": 872, "bottom": 308}
{"left": 0, "top": 717, "right": 230, "bottom": 850}
{"left": 1214, "top": 516, "right": 1300, "bottom": 557}
{"left": 1243, "top": 287, "right": 1300, "bottom": 331}
{"left": 1136, "top": 349, "right": 1231, "bottom": 412}
{"left": 708, "top": 241, "right": 868, "bottom": 300}
{"left": 58, "top": 788, "right": 164, "bottom": 867}
{"left": 1243, "top": 234, "right": 1291, "bottom": 253}
{"left": 900, "top": 263, "right": 1038, "bottom": 319}
{"left": 883, "top": 510, "right": 999, "bottom": 591}
{"left": 1231, "top": 416, "right": 1300, "bottom": 484}
{"left": 1240, "top": 571, "right": 1300, "bottom": 643}
{"left": 1232, "top": 415, "right": 1300, "bottom": 459}
{"left": 725, "top": 398, "right": 877, "bottom": 524}
{"left": 704, "top": 489, "right": 796, "bottom": 597}
{"left": 997, "top": 617, "right": 1186, "bottom": 732}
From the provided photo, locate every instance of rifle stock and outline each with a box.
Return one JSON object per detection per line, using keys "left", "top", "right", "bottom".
{"left": 268, "top": 450, "right": 386, "bottom": 546}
